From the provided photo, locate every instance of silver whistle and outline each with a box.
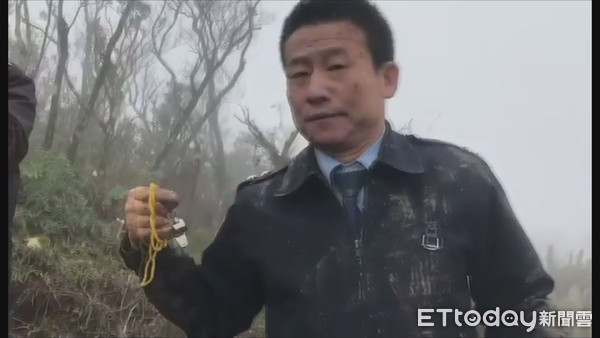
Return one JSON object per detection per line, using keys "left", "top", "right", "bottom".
{"left": 169, "top": 218, "right": 189, "bottom": 249}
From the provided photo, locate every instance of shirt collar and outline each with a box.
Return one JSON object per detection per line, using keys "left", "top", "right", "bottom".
{"left": 314, "top": 129, "right": 384, "bottom": 184}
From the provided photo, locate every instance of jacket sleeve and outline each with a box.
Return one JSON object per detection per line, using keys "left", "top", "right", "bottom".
{"left": 8, "top": 64, "right": 37, "bottom": 168}
{"left": 120, "top": 196, "right": 264, "bottom": 337}
{"left": 469, "top": 169, "right": 568, "bottom": 338}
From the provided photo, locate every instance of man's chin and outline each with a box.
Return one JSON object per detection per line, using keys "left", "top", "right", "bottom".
{"left": 306, "top": 134, "right": 351, "bottom": 153}
{"left": 301, "top": 123, "right": 353, "bottom": 148}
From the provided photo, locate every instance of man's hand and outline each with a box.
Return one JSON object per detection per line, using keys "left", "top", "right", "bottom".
{"left": 124, "top": 186, "right": 179, "bottom": 250}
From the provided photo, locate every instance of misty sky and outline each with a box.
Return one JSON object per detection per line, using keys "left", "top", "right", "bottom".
{"left": 23, "top": 0, "right": 591, "bottom": 259}
{"left": 236, "top": 1, "right": 591, "bottom": 258}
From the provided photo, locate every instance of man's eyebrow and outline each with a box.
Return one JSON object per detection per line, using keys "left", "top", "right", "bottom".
{"left": 320, "top": 47, "right": 349, "bottom": 60}
{"left": 286, "top": 55, "right": 311, "bottom": 68}
{"left": 286, "top": 47, "right": 350, "bottom": 68}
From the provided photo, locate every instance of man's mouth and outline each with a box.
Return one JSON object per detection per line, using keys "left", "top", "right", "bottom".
{"left": 305, "top": 112, "right": 346, "bottom": 122}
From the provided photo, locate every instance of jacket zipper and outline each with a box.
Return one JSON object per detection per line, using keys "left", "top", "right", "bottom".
{"left": 320, "top": 173, "right": 369, "bottom": 302}
{"left": 355, "top": 172, "right": 372, "bottom": 301}
{"left": 355, "top": 238, "right": 365, "bottom": 301}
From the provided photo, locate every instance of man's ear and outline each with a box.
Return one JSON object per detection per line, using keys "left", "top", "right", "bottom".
{"left": 381, "top": 61, "right": 400, "bottom": 99}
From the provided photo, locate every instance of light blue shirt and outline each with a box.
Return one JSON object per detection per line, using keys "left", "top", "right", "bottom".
{"left": 315, "top": 132, "right": 384, "bottom": 210}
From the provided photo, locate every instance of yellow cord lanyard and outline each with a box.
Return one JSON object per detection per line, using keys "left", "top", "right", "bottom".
{"left": 140, "top": 183, "right": 169, "bottom": 287}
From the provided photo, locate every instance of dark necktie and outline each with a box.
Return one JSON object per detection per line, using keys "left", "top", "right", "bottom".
{"left": 331, "top": 164, "right": 367, "bottom": 237}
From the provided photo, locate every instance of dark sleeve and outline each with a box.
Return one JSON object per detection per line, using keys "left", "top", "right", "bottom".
{"left": 469, "top": 170, "right": 568, "bottom": 338}
{"left": 120, "top": 197, "right": 264, "bottom": 338}
{"left": 8, "top": 64, "right": 37, "bottom": 168}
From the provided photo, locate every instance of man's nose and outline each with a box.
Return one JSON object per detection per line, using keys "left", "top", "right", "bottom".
{"left": 306, "top": 72, "right": 330, "bottom": 106}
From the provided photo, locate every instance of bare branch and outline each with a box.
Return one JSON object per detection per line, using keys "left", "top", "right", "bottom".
{"left": 32, "top": 0, "right": 54, "bottom": 80}
{"left": 281, "top": 130, "right": 299, "bottom": 158}
{"left": 189, "top": 60, "right": 202, "bottom": 93}
{"left": 128, "top": 60, "right": 158, "bottom": 135}
{"left": 68, "top": 1, "right": 84, "bottom": 30}
{"left": 234, "top": 106, "right": 281, "bottom": 162}
{"left": 195, "top": 10, "right": 211, "bottom": 64}
{"left": 20, "top": 19, "right": 57, "bottom": 44}
{"left": 64, "top": 68, "right": 85, "bottom": 110}
{"left": 197, "top": 2, "right": 218, "bottom": 50}
{"left": 151, "top": 0, "right": 181, "bottom": 85}
{"left": 104, "top": 1, "right": 114, "bottom": 34}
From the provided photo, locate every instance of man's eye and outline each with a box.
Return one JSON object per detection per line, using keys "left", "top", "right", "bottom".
{"left": 289, "top": 72, "right": 309, "bottom": 79}
{"left": 328, "top": 64, "right": 346, "bottom": 71}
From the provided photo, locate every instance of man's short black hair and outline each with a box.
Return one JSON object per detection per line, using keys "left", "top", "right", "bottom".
{"left": 279, "top": 0, "right": 394, "bottom": 69}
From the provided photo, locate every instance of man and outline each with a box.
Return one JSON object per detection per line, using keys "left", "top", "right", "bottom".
{"left": 8, "top": 62, "right": 37, "bottom": 330}
{"left": 121, "top": 1, "right": 564, "bottom": 337}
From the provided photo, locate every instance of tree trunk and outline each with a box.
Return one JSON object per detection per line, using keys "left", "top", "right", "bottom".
{"left": 13, "top": 0, "right": 27, "bottom": 65}
{"left": 66, "top": 0, "right": 134, "bottom": 163}
{"left": 208, "top": 79, "right": 227, "bottom": 202}
{"left": 42, "top": 1, "right": 68, "bottom": 151}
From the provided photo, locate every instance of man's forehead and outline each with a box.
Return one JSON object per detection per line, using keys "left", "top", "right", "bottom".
{"left": 284, "top": 22, "right": 367, "bottom": 62}
{"left": 286, "top": 21, "right": 366, "bottom": 47}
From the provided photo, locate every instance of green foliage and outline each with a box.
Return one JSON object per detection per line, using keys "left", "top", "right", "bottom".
{"left": 11, "top": 155, "right": 183, "bottom": 338}
{"left": 103, "top": 185, "right": 128, "bottom": 207}
{"left": 16, "top": 153, "right": 105, "bottom": 240}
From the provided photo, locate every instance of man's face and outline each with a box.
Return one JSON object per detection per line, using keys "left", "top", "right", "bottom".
{"left": 283, "top": 21, "right": 399, "bottom": 152}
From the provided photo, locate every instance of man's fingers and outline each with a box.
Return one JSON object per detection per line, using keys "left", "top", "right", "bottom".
{"left": 124, "top": 199, "right": 169, "bottom": 216}
{"left": 126, "top": 214, "right": 172, "bottom": 234}
{"left": 127, "top": 214, "right": 173, "bottom": 245}
{"left": 128, "top": 186, "right": 179, "bottom": 209}
{"left": 135, "top": 226, "right": 173, "bottom": 243}
{"left": 125, "top": 186, "right": 179, "bottom": 248}
{"left": 128, "top": 187, "right": 149, "bottom": 200}
{"left": 130, "top": 214, "right": 172, "bottom": 229}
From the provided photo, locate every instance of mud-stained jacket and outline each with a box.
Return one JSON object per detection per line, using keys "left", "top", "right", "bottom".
{"left": 121, "top": 123, "right": 564, "bottom": 338}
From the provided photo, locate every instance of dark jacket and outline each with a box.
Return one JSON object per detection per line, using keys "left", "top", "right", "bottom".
{"left": 8, "top": 63, "right": 36, "bottom": 172}
{"left": 121, "top": 123, "right": 563, "bottom": 337}
{"left": 8, "top": 63, "right": 36, "bottom": 273}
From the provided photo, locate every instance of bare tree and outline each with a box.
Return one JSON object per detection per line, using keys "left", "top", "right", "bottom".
{"left": 170, "top": 14, "right": 255, "bottom": 204}
{"left": 96, "top": 2, "right": 152, "bottom": 180}
{"left": 179, "top": 24, "right": 254, "bottom": 160}
{"left": 62, "top": 0, "right": 109, "bottom": 141}
{"left": 19, "top": 0, "right": 82, "bottom": 151}
{"left": 12, "top": 0, "right": 33, "bottom": 69}
{"left": 66, "top": 0, "right": 136, "bottom": 164}
{"left": 11, "top": 0, "right": 61, "bottom": 77}
{"left": 150, "top": 0, "right": 260, "bottom": 170}
{"left": 31, "top": 0, "right": 56, "bottom": 80}
{"left": 235, "top": 107, "right": 299, "bottom": 169}
{"left": 9, "top": 0, "right": 55, "bottom": 120}
{"left": 128, "top": 63, "right": 159, "bottom": 136}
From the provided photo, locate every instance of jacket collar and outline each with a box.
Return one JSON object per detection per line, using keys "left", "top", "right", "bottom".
{"left": 274, "top": 121, "right": 424, "bottom": 197}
